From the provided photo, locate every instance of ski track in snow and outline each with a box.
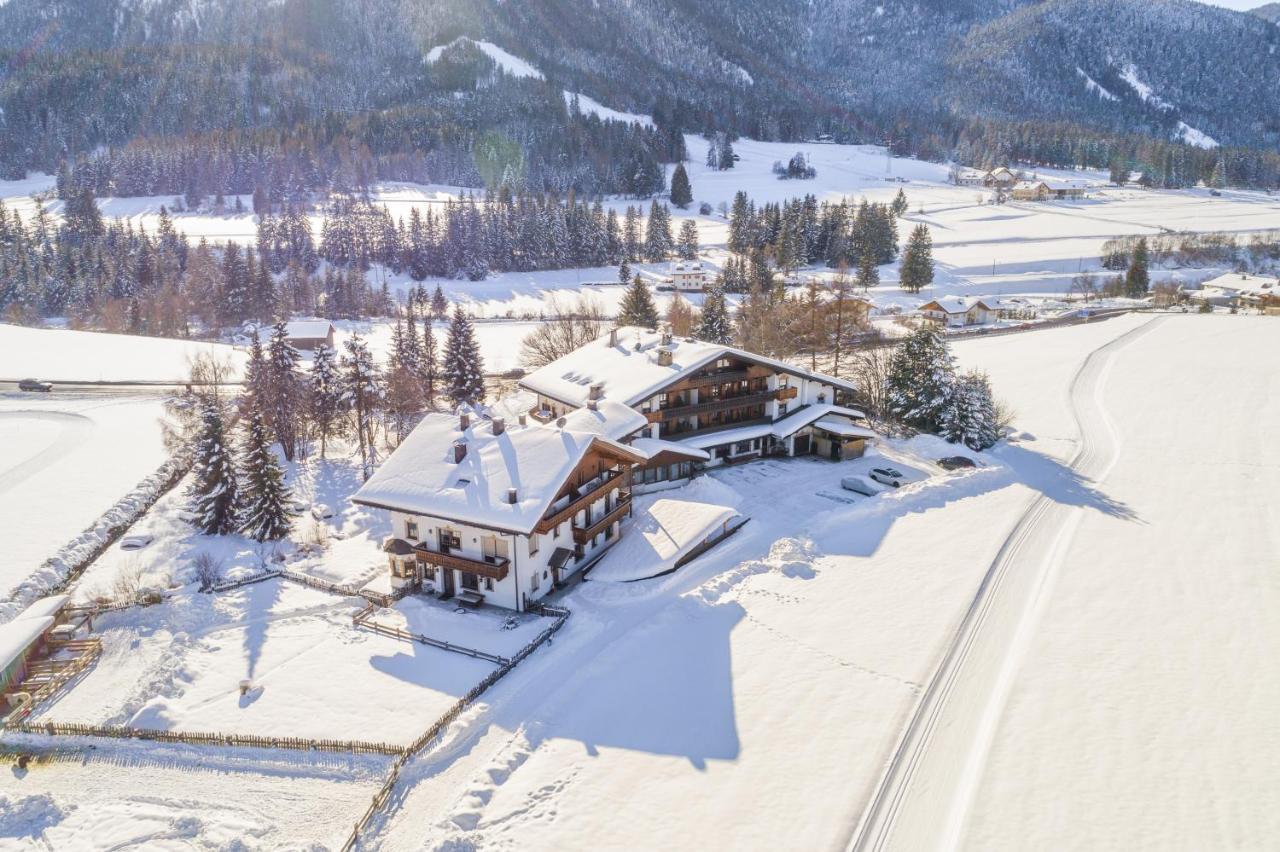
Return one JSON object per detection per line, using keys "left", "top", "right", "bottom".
{"left": 848, "top": 315, "right": 1166, "bottom": 852}
{"left": 0, "top": 410, "right": 93, "bottom": 496}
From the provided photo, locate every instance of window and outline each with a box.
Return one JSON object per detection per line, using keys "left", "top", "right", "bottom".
{"left": 484, "top": 577, "right": 494, "bottom": 591}
{"left": 528, "top": 534, "right": 540, "bottom": 556}
{"left": 481, "top": 536, "right": 509, "bottom": 564}
{"left": 438, "top": 528, "right": 461, "bottom": 551}
{"left": 425, "top": 567, "right": 436, "bottom": 581}
{"left": 735, "top": 441, "right": 753, "bottom": 454}
{"left": 530, "top": 571, "right": 540, "bottom": 591}
{"left": 405, "top": 520, "right": 418, "bottom": 540}
{"left": 554, "top": 523, "right": 563, "bottom": 539}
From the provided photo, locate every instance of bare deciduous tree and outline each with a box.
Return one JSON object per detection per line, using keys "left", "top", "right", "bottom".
{"left": 519, "top": 295, "right": 608, "bottom": 368}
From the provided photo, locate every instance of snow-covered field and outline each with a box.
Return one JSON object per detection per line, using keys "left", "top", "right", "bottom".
{"left": 0, "top": 393, "right": 167, "bottom": 596}
{"left": 0, "top": 324, "right": 247, "bottom": 383}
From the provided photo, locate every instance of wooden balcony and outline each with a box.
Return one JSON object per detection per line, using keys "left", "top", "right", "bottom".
{"left": 535, "top": 468, "right": 630, "bottom": 534}
{"left": 681, "top": 368, "right": 751, "bottom": 389}
{"left": 648, "top": 389, "right": 778, "bottom": 422}
{"left": 413, "top": 544, "right": 510, "bottom": 581}
{"left": 573, "top": 495, "right": 632, "bottom": 544}
{"left": 776, "top": 385, "right": 798, "bottom": 401}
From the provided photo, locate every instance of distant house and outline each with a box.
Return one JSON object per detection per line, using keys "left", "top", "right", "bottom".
{"left": 1011, "top": 180, "right": 1050, "bottom": 201}
{"left": 983, "top": 167, "right": 1020, "bottom": 190}
{"left": 283, "top": 319, "right": 336, "bottom": 351}
{"left": 953, "top": 167, "right": 988, "bottom": 187}
{"left": 1195, "top": 273, "right": 1280, "bottom": 312}
{"left": 669, "top": 261, "right": 710, "bottom": 292}
{"left": 919, "top": 297, "right": 994, "bottom": 328}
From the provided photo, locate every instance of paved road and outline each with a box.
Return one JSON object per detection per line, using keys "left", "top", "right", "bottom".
{"left": 848, "top": 315, "right": 1164, "bottom": 852}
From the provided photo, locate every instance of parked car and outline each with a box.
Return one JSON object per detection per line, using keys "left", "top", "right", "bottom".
{"left": 937, "top": 456, "right": 977, "bottom": 471}
{"left": 840, "top": 475, "right": 879, "bottom": 496}
{"left": 869, "top": 467, "right": 906, "bottom": 487}
{"left": 119, "top": 534, "right": 154, "bottom": 551}
{"left": 18, "top": 378, "right": 52, "bottom": 392}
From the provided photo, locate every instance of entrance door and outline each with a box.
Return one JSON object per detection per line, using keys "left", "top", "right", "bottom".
{"left": 440, "top": 569, "right": 455, "bottom": 598}
{"left": 831, "top": 440, "right": 842, "bottom": 460}
{"left": 794, "top": 434, "right": 811, "bottom": 456}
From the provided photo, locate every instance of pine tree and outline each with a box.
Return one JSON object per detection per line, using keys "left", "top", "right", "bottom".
{"left": 441, "top": 305, "right": 486, "bottom": 408}
{"left": 238, "top": 403, "right": 295, "bottom": 542}
{"left": 670, "top": 163, "right": 693, "bottom": 209}
{"left": 697, "top": 279, "right": 733, "bottom": 344}
{"left": 342, "top": 334, "right": 381, "bottom": 478}
{"left": 617, "top": 274, "right": 660, "bottom": 328}
{"left": 618, "top": 257, "right": 632, "bottom": 286}
{"left": 309, "top": 342, "right": 344, "bottom": 459}
{"left": 857, "top": 245, "right": 880, "bottom": 291}
{"left": 676, "top": 220, "right": 700, "bottom": 260}
{"left": 891, "top": 188, "right": 909, "bottom": 218}
{"left": 940, "top": 371, "right": 999, "bottom": 451}
{"left": 1125, "top": 237, "right": 1150, "bottom": 298}
{"left": 900, "top": 223, "right": 934, "bottom": 293}
{"left": 431, "top": 284, "right": 448, "bottom": 320}
{"left": 419, "top": 314, "right": 439, "bottom": 406}
{"left": 644, "top": 200, "right": 673, "bottom": 262}
{"left": 187, "top": 399, "right": 238, "bottom": 535}
{"left": 265, "top": 321, "right": 303, "bottom": 460}
{"left": 886, "top": 325, "right": 956, "bottom": 433}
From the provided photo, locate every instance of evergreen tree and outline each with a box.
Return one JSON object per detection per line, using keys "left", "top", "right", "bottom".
{"left": 617, "top": 274, "right": 660, "bottom": 328}
{"left": 940, "top": 370, "right": 999, "bottom": 451}
{"left": 342, "top": 334, "right": 381, "bottom": 478}
{"left": 886, "top": 326, "right": 955, "bottom": 432}
{"left": 187, "top": 399, "right": 238, "bottom": 535}
{"left": 900, "top": 223, "right": 934, "bottom": 293}
{"left": 670, "top": 163, "right": 693, "bottom": 208}
{"left": 238, "top": 403, "right": 295, "bottom": 542}
{"left": 618, "top": 257, "right": 632, "bottom": 286}
{"left": 891, "top": 188, "right": 909, "bottom": 218}
{"left": 309, "top": 342, "right": 344, "bottom": 459}
{"left": 697, "top": 278, "right": 733, "bottom": 344}
{"left": 431, "top": 284, "right": 448, "bottom": 320}
{"left": 857, "top": 246, "right": 880, "bottom": 291}
{"left": 644, "top": 200, "right": 673, "bottom": 262}
{"left": 1125, "top": 237, "right": 1150, "bottom": 297}
{"left": 419, "top": 313, "right": 439, "bottom": 406}
{"left": 677, "top": 220, "right": 700, "bottom": 260}
{"left": 441, "top": 305, "right": 486, "bottom": 408}
{"left": 265, "top": 321, "right": 304, "bottom": 460}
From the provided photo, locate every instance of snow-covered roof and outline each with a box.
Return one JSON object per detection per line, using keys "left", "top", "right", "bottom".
{"left": 1041, "top": 178, "right": 1091, "bottom": 190}
{"left": 589, "top": 498, "right": 740, "bottom": 582}
{"left": 16, "top": 595, "right": 68, "bottom": 621}
{"left": 813, "top": 418, "right": 878, "bottom": 439}
{"left": 920, "top": 296, "right": 992, "bottom": 314}
{"left": 1199, "top": 272, "right": 1279, "bottom": 294}
{"left": 519, "top": 326, "right": 857, "bottom": 409}
{"left": 630, "top": 437, "right": 711, "bottom": 462}
{"left": 283, "top": 320, "right": 335, "bottom": 339}
{"left": 351, "top": 412, "right": 644, "bottom": 535}
{"left": 559, "top": 400, "right": 648, "bottom": 442}
{"left": 1013, "top": 180, "right": 1048, "bottom": 190}
{"left": 679, "top": 404, "right": 868, "bottom": 450}
{"left": 671, "top": 261, "right": 705, "bottom": 273}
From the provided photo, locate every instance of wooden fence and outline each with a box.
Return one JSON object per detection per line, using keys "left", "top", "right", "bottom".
{"left": 350, "top": 603, "right": 509, "bottom": 666}
{"left": 342, "top": 605, "right": 571, "bottom": 851}
{"left": 209, "top": 570, "right": 282, "bottom": 592}
{"left": 4, "top": 638, "right": 103, "bottom": 723}
{"left": 3, "top": 720, "right": 404, "bottom": 756}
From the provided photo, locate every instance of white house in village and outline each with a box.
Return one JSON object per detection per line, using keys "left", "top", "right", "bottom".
{"left": 283, "top": 319, "right": 336, "bottom": 351}
{"left": 353, "top": 327, "right": 875, "bottom": 610}
{"left": 669, "top": 261, "right": 710, "bottom": 292}
{"left": 919, "top": 296, "right": 995, "bottom": 328}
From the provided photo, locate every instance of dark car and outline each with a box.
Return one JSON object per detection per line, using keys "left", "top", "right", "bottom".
{"left": 937, "top": 456, "right": 978, "bottom": 471}
{"left": 18, "top": 378, "right": 53, "bottom": 392}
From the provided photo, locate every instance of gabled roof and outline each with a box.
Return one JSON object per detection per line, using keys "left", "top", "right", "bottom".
{"left": 1199, "top": 272, "right": 1278, "bottom": 294}
{"left": 519, "top": 326, "right": 857, "bottom": 409}
{"left": 678, "top": 404, "right": 868, "bottom": 450}
{"left": 283, "top": 319, "right": 335, "bottom": 339}
{"left": 352, "top": 413, "right": 644, "bottom": 535}
{"left": 559, "top": 399, "right": 649, "bottom": 442}
{"left": 920, "top": 296, "right": 993, "bottom": 314}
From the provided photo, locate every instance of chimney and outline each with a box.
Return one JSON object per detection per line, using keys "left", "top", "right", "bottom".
{"left": 587, "top": 399, "right": 598, "bottom": 411}
{"left": 661, "top": 326, "right": 673, "bottom": 346}
{"left": 518, "top": 412, "right": 527, "bottom": 426}
{"left": 452, "top": 441, "right": 467, "bottom": 463}
{"left": 608, "top": 327, "right": 618, "bottom": 347}
{"left": 657, "top": 349, "right": 673, "bottom": 367}
{"left": 507, "top": 487, "right": 518, "bottom": 504}
{"left": 459, "top": 412, "right": 470, "bottom": 431}
{"left": 588, "top": 383, "right": 604, "bottom": 401}
{"left": 491, "top": 416, "right": 505, "bottom": 436}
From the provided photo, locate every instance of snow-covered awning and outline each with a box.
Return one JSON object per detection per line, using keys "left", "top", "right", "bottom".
{"left": 629, "top": 437, "right": 711, "bottom": 462}
{"left": 813, "top": 418, "right": 878, "bottom": 439}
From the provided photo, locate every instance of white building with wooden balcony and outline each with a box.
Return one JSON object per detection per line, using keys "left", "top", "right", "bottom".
{"left": 520, "top": 326, "right": 875, "bottom": 472}
{"left": 352, "top": 410, "right": 645, "bottom": 612}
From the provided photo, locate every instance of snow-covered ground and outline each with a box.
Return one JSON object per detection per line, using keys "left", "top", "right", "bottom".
{"left": 0, "top": 393, "right": 167, "bottom": 598}
{"left": 0, "top": 324, "right": 247, "bottom": 383}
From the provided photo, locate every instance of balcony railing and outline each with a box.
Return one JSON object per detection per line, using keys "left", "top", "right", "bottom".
{"left": 573, "top": 495, "right": 632, "bottom": 544}
{"left": 648, "top": 389, "right": 778, "bottom": 421}
{"left": 413, "top": 544, "right": 510, "bottom": 581}
{"left": 535, "top": 468, "right": 630, "bottom": 534}
{"left": 681, "top": 368, "right": 751, "bottom": 389}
